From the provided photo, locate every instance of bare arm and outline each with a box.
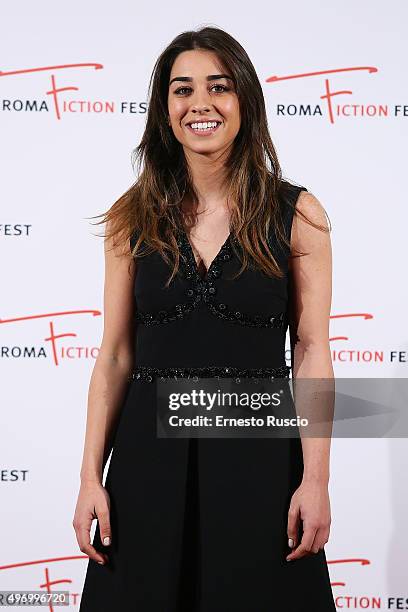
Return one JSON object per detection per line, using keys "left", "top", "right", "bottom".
{"left": 289, "top": 189, "right": 333, "bottom": 481}
{"left": 80, "top": 224, "right": 136, "bottom": 484}
{"left": 73, "top": 223, "right": 136, "bottom": 565}
{"left": 286, "top": 190, "right": 334, "bottom": 561}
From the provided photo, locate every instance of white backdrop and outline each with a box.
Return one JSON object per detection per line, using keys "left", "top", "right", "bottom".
{"left": 1, "top": 1, "right": 407, "bottom": 609}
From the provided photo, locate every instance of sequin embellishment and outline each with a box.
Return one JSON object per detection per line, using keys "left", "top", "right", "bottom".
{"left": 129, "top": 364, "right": 291, "bottom": 383}
{"left": 134, "top": 230, "right": 287, "bottom": 328}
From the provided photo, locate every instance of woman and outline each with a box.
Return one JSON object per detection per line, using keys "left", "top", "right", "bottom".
{"left": 74, "top": 26, "right": 336, "bottom": 611}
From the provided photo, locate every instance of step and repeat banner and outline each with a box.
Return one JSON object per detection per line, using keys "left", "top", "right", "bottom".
{"left": 1, "top": 1, "right": 407, "bottom": 609}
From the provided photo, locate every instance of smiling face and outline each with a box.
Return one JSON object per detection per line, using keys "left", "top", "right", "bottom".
{"left": 167, "top": 49, "right": 241, "bottom": 158}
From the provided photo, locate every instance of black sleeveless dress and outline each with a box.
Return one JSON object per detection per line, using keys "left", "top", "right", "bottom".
{"left": 79, "top": 180, "right": 336, "bottom": 611}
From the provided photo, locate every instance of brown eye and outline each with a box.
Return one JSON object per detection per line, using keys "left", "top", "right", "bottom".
{"left": 173, "top": 84, "right": 230, "bottom": 95}
{"left": 174, "top": 87, "right": 192, "bottom": 95}
{"left": 211, "top": 84, "right": 229, "bottom": 92}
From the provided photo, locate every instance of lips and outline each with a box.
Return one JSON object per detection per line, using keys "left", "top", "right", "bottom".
{"left": 185, "top": 120, "right": 222, "bottom": 127}
{"left": 185, "top": 122, "right": 222, "bottom": 136}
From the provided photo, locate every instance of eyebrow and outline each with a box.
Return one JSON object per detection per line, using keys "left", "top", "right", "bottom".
{"left": 169, "top": 74, "right": 234, "bottom": 86}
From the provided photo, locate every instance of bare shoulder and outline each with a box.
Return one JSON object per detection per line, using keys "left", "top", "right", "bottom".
{"left": 291, "top": 190, "right": 330, "bottom": 255}
{"left": 99, "top": 219, "right": 136, "bottom": 362}
{"left": 104, "top": 218, "right": 133, "bottom": 257}
{"left": 295, "top": 190, "right": 328, "bottom": 227}
{"left": 103, "top": 218, "right": 136, "bottom": 294}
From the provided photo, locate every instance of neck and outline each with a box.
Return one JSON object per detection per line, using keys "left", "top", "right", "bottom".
{"left": 183, "top": 148, "right": 231, "bottom": 212}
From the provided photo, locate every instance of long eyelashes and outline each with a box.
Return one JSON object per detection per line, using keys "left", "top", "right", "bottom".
{"left": 173, "top": 85, "right": 231, "bottom": 96}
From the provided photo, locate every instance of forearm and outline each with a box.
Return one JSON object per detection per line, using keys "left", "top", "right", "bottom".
{"left": 292, "top": 341, "right": 334, "bottom": 484}
{"left": 80, "top": 351, "right": 133, "bottom": 483}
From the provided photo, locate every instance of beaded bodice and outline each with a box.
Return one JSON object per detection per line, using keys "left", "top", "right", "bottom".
{"left": 130, "top": 181, "right": 307, "bottom": 378}
{"left": 134, "top": 229, "right": 285, "bottom": 329}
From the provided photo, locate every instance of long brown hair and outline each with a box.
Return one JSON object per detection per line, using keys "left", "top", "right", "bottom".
{"left": 89, "top": 26, "right": 328, "bottom": 285}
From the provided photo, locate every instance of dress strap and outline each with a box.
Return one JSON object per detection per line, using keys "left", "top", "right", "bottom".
{"left": 276, "top": 181, "right": 308, "bottom": 259}
{"left": 130, "top": 229, "right": 141, "bottom": 253}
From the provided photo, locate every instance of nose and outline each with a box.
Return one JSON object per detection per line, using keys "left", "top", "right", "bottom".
{"left": 190, "top": 85, "right": 212, "bottom": 113}
{"left": 192, "top": 106, "right": 210, "bottom": 115}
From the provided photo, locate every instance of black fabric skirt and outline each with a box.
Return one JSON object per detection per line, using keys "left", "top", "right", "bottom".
{"left": 79, "top": 380, "right": 336, "bottom": 611}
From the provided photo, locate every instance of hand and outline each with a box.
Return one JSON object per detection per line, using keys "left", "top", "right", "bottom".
{"left": 286, "top": 478, "right": 331, "bottom": 562}
{"left": 72, "top": 480, "right": 112, "bottom": 565}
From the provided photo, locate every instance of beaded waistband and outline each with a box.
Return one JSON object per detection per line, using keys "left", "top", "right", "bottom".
{"left": 129, "top": 364, "right": 291, "bottom": 383}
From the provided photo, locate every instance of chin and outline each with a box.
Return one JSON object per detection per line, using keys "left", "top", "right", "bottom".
{"left": 187, "top": 144, "right": 223, "bottom": 155}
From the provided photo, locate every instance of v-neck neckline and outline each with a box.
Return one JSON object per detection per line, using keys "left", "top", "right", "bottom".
{"left": 181, "top": 228, "right": 231, "bottom": 281}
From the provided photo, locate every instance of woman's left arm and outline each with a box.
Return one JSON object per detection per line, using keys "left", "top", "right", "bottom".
{"left": 285, "top": 190, "right": 334, "bottom": 562}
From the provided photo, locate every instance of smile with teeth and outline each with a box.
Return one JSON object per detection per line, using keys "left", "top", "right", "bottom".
{"left": 187, "top": 120, "right": 222, "bottom": 134}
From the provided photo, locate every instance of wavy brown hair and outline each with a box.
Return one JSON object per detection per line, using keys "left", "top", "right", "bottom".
{"left": 89, "top": 25, "right": 329, "bottom": 286}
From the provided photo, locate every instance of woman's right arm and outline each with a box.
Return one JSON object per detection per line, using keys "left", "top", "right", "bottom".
{"left": 73, "top": 223, "right": 136, "bottom": 565}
